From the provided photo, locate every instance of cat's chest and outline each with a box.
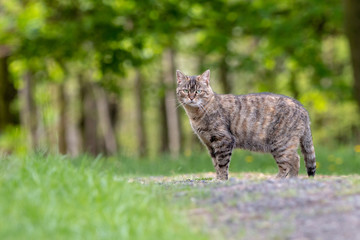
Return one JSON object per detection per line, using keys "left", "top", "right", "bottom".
{"left": 185, "top": 106, "right": 225, "bottom": 141}
{"left": 189, "top": 118, "right": 214, "bottom": 143}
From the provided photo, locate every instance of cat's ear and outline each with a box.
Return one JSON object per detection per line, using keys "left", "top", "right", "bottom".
{"left": 200, "top": 69, "right": 210, "bottom": 85}
{"left": 176, "top": 70, "right": 187, "bottom": 84}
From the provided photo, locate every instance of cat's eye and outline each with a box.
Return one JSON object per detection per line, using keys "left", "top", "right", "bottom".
{"left": 183, "top": 89, "right": 189, "bottom": 93}
{"left": 196, "top": 90, "right": 202, "bottom": 94}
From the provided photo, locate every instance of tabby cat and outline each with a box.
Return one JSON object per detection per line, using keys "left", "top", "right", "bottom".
{"left": 176, "top": 69, "right": 316, "bottom": 180}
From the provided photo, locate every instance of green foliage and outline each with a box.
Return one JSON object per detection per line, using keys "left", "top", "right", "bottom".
{"left": 0, "top": 0, "right": 358, "bottom": 155}
{"left": 0, "top": 126, "right": 28, "bottom": 155}
{"left": 0, "top": 154, "right": 207, "bottom": 240}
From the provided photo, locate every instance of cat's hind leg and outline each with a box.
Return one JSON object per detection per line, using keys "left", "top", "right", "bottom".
{"left": 273, "top": 152, "right": 300, "bottom": 178}
{"left": 271, "top": 138, "right": 300, "bottom": 178}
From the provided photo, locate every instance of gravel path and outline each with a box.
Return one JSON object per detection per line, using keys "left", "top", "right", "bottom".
{"left": 154, "top": 173, "right": 360, "bottom": 240}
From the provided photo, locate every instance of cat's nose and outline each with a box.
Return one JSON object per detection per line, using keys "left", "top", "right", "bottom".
{"left": 189, "top": 95, "right": 195, "bottom": 100}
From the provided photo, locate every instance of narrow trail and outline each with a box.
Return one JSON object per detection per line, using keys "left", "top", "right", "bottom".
{"left": 134, "top": 173, "right": 360, "bottom": 240}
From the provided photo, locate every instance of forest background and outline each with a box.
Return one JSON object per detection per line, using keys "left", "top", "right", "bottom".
{"left": 1, "top": 0, "right": 360, "bottom": 163}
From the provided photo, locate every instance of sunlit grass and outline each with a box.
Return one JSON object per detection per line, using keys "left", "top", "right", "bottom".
{"left": 0, "top": 155, "right": 207, "bottom": 240}
{"left": 0, "top": 145, "right": 358, "bottom": 239}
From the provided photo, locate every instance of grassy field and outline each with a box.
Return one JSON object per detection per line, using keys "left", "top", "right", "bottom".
{"left": 109, "top": 145, "right": 360, "bottom": 176}
{"left": 0, "top": 145, "right": 359, "bottom": 239}
{"left": 0, "top": 154, "right": 207, "bottom": 240}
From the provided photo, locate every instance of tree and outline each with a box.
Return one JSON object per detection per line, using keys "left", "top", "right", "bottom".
{"left": 134, "top": 70, "right": 147, "bottom": 157}
{"left": 162, "top": 48, "right": 182, "bottom": 156}
{"left": 132, "top": 0, "right": 189, "bottom": 155}
{"left": 344, "top": 0, "right": 360, "bottom": 112}
{"left": 0, "top": 0, "right": 356, "bottom": 155}
{"left": 0, "top": 46, "right": 17, "bottom": 131}
{"left": 19, "top": 70, "right": 38, "bottom": 150}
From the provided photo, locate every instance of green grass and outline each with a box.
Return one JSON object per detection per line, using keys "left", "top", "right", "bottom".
{"left": 0, "top": 145, "right": 359, "bottom": 239}
{"left": 0, "top": 154, "right": 207, "bottom": 240}
{"left": 105, "top": 145, "right": 360, "bottom": 177}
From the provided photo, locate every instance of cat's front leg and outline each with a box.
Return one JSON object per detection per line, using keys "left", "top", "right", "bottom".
{"left": 208, "top": 137, "right": 235, "bottom": 180}
{"left": 210, "top": 157, "right": 228, "bottom": 180}
{"left": 213, "top": 157, "right": 230, "bottom": 180}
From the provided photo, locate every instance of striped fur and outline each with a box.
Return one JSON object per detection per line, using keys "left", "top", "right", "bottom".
{"left": 176, "top": 70, "right": 316, "bottom": 180}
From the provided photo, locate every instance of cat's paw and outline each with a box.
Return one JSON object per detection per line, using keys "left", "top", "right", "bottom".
{"left": 215, "top": 176, "right": 229, "bottom": 181}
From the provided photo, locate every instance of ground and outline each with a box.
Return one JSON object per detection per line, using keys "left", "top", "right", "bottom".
{"left": 132, "top": 173, "right": 360, "bottom": 240}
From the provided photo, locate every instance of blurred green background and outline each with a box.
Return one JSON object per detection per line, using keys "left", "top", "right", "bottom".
{"left": 1, "top": 0, "right": 360, "bottom": 165}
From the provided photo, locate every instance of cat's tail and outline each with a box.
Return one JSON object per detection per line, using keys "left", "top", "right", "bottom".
{"left": 300, "top": 123, "right": 316, "bottom": 177}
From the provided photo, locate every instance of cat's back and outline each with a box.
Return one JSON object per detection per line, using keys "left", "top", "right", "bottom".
{"left": 217, "top": 92, "right": 308, "bottom": 118}
{"left": 216, "top": 92, "right": 309, "bottom": 151}
{"left": 242, "top": 92, "right": 308, "bottom": 117}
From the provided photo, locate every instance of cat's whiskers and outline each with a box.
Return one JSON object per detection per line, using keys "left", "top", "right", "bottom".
{"left": 175, "top": 100, "right": 185, "bottom": 109}
{"left": 175, "top": 103, "right": 183, "bottom": 109}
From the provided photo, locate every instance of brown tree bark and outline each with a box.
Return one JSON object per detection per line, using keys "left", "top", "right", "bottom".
{"left": 344, "top": 0, "right": 360, "bottom": 111}
{"left": 79, "top": 76, "right": 100, "bottom": 155}
{"left": 94, "top": 85, "right": 118, "bottom": 155}
{"left": 65, "top": 80, "right": 82, "bottom": 157}
{"left": 0, "top": 46, "right": 17, "bottom": 131}
{"left": 134, "top": 70, "right": 147, "bottom": 157}
{"left": 56, "top": 61, "right": 82, "bottom": 156}
{"left": 108, "top": 94, "right": 119, "bottom": 131}
{"left": 159, "top": 92, "right": 169, "bottom": 154}
{"left": 162, "top": 48, "right": 182, "bottom": 156}
{"left": 158, "top": 64, "right": 169, "bottom": 154}
{"left": 19, "top": 71, "right": 38, "bottom": 150}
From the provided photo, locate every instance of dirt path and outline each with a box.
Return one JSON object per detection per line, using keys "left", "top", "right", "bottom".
{"left": 136, "top": 173, "right": 360, "bottom": 240}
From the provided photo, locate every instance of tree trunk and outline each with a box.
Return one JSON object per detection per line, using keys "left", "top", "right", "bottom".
{"left": 289, "top": 71, "right": 299, "bottom": 99}
{"left": 159, "top": 94, "right": 169, "bottom": 154}
{"left": 0, "top": 46, "right": 17, "bottom": 131}
{"left": 79, "top": 76, "right": 100, "bottom": 155}
{"left": 219, "top": 54, "right": 232, "bottom": 93}
{"left": 344, "top": 0, "right": 360, "bottom": 111}
{"left": 94, "top": 85, "right": 118, "bottom": 155}
{"left": 158, "top": 63, "right": 169, "bottom": 154}
{"left": 108, "top": 93, "right": 120, "bottom": 151}
{"left": 65, "top": 80, "right": 82, "bottom": 157}
{"left": 162, "top": 48, "right": 182, "bottom": 156}
{"left": 134, "top": 70, "right": 147, "bottom": 157}
{"left": 58, "top": 83, "right": 67, "bottom": 154}
{"left": 108, "top": 95, "right": 119, "bottom": 131}
{"left": 19, "top": 71, "right": 38, "bottom": 150}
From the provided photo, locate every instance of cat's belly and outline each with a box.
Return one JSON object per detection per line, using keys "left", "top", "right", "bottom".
{"left": 235, "top": 137, "right": 271, "bottom": 153}
{"left": 191, "top": 119, "right": 271, "bottom": 153}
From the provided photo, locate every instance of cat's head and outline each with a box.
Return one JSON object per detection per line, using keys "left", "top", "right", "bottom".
{"left": 176, "top": 69, "right": 214, "bottom": 107}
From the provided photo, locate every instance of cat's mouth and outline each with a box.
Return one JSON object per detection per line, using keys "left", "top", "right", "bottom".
{"left": 184, "top": 100, "right": 200, "bottom": 107}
